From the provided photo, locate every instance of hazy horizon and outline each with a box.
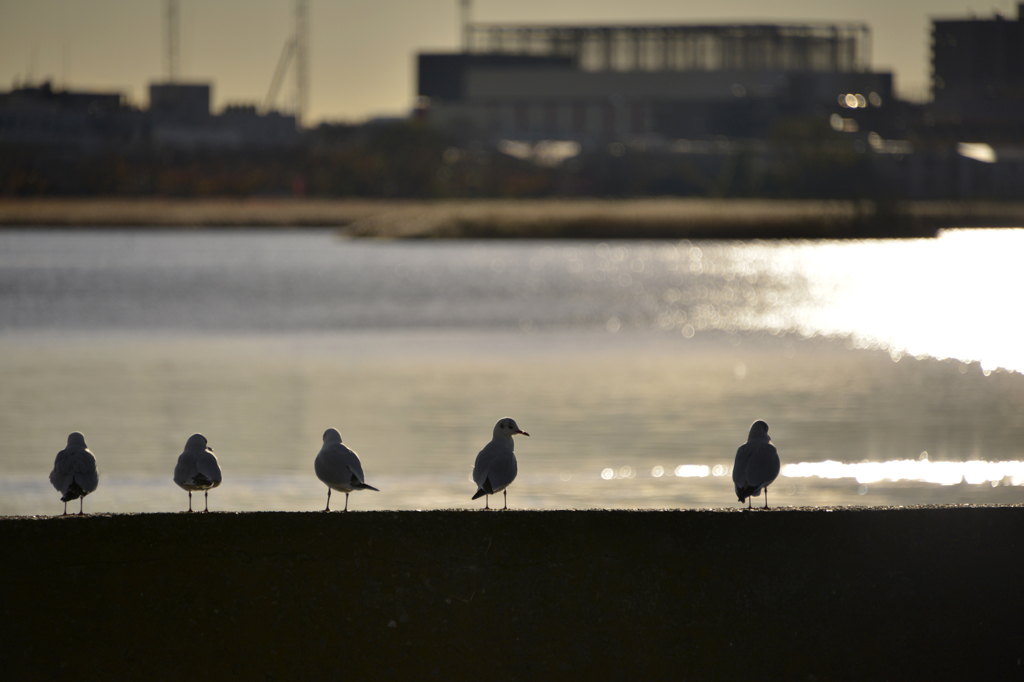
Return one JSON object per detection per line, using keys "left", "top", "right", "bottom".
{"left": 1, "top": 0, "right": 1018, "bottom": 124}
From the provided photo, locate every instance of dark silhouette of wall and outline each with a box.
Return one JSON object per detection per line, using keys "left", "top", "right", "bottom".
{"left": 2, "top": 507, "right": 1022, "bottom": 681}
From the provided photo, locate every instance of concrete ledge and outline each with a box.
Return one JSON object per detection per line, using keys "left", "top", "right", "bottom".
{"left": 2, "top": 507, "right": 1022, "bottom": 680}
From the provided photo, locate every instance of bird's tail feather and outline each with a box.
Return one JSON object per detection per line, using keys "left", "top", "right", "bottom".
{"left": 737, "top": 484, "right": 761, "bottom": 502}
{"left": 61, "top": 479, "right": 85, "bottom": 503}
{"left": 472, "top": 476, "right": 494, "bottom": 499}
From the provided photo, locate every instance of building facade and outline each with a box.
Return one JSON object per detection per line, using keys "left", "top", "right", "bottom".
{"left": 930, "top": 3, "right": 1024, "bottom": 137}
{"left": 419, "top": 23, "right": 894, "bottom": 144}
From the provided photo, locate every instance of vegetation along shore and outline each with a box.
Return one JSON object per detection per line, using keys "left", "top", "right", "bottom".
{"left": 3, "top": 197, "right": 1024, "bottom": 239}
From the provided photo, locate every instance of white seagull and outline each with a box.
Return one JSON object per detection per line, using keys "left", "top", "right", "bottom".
{"left": 173, "top": 433, "right": 222, "bottom": 513}
{"left": 733, "top": 420, "right": 781, "bottom": 509}
{"left": 472, "top": 417, "right": 529, "bottom": 510}
{"left": 49, "top": 431, "right": 99, "bottom": 516}
{"left": 314, "top": 428, "right": 379, "bottom": 511}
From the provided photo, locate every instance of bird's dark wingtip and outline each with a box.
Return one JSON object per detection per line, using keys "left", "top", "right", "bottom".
{"left": 471, "top": 490, "right": 486, "bottom": 500}
{"left": 737, "top": 484, "right": 758, "bottom": 503}
{"left": 61, "top": 480, "right": 86, "bottom": 503}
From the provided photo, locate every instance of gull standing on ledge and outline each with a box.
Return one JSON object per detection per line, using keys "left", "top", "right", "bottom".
{"left": 314, "top": 428, "right": 379, "bottom": 511}
{"left": 49, "top": 431, "right": 99, "bottom": 516}
{"left": 733, "top": 420, "right": 781, "bottom": 509}
{"left": 173, "top": 433, "right": 222, "bottom": 513}
{"left": 472, "top": 417, "right": 529, "bottom": 510}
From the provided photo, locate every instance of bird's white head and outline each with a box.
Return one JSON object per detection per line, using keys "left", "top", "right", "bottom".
{"left": 748, "top": 420, "right": 770, "bottom": 441}
{"left": 185, "top": 433, "right": 208, "bottom": 451}
{"left": 67, "top": 431, "right": 87, "bottom": 448}
{"left": 494, "top": 417, "right": 530, "bottom": 439}
{"left": 323, "top": 428, "right": 343, "bottom": 444}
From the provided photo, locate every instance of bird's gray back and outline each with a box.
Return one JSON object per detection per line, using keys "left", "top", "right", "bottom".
{"left": 732, "top": 443, "right": 753, "bottom": 488}
{"left": 196, "top": 450, "right": 222, "bottom": 486}
{"left": 172, "top": 454, "right": 191, "bottom": 487}
{"left": 49, "top": 447, "right": 98, "bottom": 495}
{"left": 315, "top": 441, "right": 364, "bottom": 491}
{"left": 745, "top": 442, "right": 780, "bottom": 488}
{"left": 174, "top": 448, "right": 222, "bottom": 489}
{"left": 473, "top": 440, "right": 518, "bottom": 493}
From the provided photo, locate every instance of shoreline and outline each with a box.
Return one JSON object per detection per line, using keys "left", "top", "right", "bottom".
{"left": 2, "top": 197, "right": 1023, "bottom": 238}
{"left": 3, "top": 506, "right": 1022, "bottom": 679}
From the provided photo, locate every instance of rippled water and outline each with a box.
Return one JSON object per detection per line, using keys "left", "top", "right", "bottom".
{"left": 1, "top": 228, "right": 1022, "bottom": 515}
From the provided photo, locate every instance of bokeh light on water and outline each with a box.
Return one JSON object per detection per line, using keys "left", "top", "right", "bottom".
{"left": 0, "top": 228, "right": 1022, "bottom": 513}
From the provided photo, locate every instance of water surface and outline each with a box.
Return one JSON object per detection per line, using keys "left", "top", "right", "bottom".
{"left": 1, "top": 228, "right": 1022, "bottom": 514}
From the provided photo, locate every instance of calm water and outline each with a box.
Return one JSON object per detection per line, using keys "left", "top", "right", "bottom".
{"left": 1, "top": 228, "right": 1022, "bottom": 515}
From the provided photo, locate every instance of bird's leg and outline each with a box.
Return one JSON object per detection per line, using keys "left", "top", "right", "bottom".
{"left": 188, "top": 490, "right": 193, "bottom": 513}
{"left": 503, "top": 489, "right": 508, "bottom": 510}
{"left": 325, "top": 488, "right": 331, "bottom": 512}
{"left": 62, "top": 500, "right": 68, "bottom": 516}
{"left": 484, "top": 495, "right": 490, "bottom": 510}
{"left": 204, "top": 490, "right": 209, "bottom": 513}
{"left": 764, "top": 487, "right": 769, "bottom": 509}
{"left": 344, "top": 492, "right": 349, "bottom": 512}
{"left": 78, "top": 498, "right": 84, "bottom": 516}
{"left": 747, "top": 497, "right": 752, "bottom": 510}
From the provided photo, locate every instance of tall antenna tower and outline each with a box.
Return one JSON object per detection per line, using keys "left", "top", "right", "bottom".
{"left": 263, "top": 0, "right": 310, "bottom": 126}
{"left": 165, "top": 0, "right": 180, "bottom": 81}
{"left": 295, "top": 0, "right": 309, "bottom": 126}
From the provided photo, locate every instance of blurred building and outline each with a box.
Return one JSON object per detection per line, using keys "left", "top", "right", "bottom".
{"left": 0, "top": 82, "right": 144, "bottom": 150}
{"left": 929, "top": 3, "right": 1024, "bottom": 139}
{"left": 0, "top": 81, "right": 298, "bottom": 153}
{"left": 149, "top": 83, "right": 211, "bottom": 121}
{"left": 418, "top": 22, "right": 895, "bottom": 144}
{"left": 916, "top": 4, "right": 1024, "bottom": 198}
{"left": 148, "top": 82, "right": 298, "bottom": 151}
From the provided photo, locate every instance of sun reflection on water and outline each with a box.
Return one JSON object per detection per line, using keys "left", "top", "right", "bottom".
{"left": 704, "top": 229, "right": 1024, "bottom": 373}
{"left": 673, "top": 464, "right": 710, "bottom": 477}
{"left": 598, "top": 458, "right": 1024, "bottom": 488}
{"left": 541, "top": 229, "right": 1024, "bottom": 373}
{"left": 782, "top": 459, "right": 1024, "bottom": 486}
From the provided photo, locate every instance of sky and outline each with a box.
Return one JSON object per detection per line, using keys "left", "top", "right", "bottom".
{"left": 0, "top": 0, "right": 1018, "bottom": 124}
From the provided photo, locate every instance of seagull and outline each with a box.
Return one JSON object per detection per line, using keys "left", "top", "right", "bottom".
{"left": 49, "top": 431, "right": 99, "bottom": 516}
{"left": 173, "top": 433, "right": 222, "bottom": 513}
{"left": 733, "top": 420, "right": 781, "bottom": 509}
{"left": 472, "top": 417, "right": 529, "bottom": 510}
{"left": 314, "top": 428, "right": 379, "bottom": 511}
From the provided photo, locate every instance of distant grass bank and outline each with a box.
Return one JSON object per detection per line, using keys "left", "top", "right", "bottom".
{"left": 2, "top": 197, "right": 1023, "bottom": 238}
{"left": 1, "top": 506, "right": 1022, "bottom": 680}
